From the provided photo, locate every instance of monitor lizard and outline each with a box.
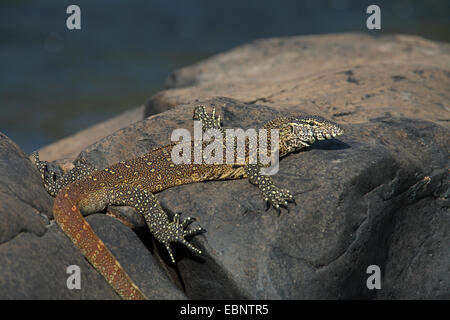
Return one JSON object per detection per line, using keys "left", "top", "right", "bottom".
{"left": 31, "top": 105, "right": 344, "bottom": 300}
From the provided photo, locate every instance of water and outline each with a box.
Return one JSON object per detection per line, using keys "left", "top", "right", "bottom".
{"left": 1, "top": 0, "right": 449, "bottom": 153}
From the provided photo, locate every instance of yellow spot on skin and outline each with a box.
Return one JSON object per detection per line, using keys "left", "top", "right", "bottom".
{"left": 71, "top": 205, "right": 77, "bottom": 212}
{"left": 82, "top": 223, "right": 88, "bottom": 230}
{"left": 64, "top": 193, "right": 68, "bottom": 198}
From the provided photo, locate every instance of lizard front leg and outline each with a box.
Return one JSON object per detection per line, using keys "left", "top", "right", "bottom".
{"left": 106, "top": 185, "right": 205, "bottom": 264}
{"left": 245, "top": 163, "right": 295, "bottom": 213}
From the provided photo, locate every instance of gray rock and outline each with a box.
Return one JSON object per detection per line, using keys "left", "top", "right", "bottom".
{"left": 74, "top": 98, "right": 448, "bottom": 299}
{"left": 37, "top": 106, "right": 146, "bottom": 163}
{"left": 0, "top": 132, "right": 53, "bottom": 243}
{"left": 0, "top": 132, "right": 186, "bottom": 299}
{"left": 146, "top": 34, "right": 450, "bottom": 129}
{"left": 2, "top": 33, "right": 449, "bottom": 300}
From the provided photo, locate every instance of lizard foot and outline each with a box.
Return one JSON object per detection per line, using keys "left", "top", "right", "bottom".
{"left": 31, "top": 151, "right": 47, "bottom": 178}
{"left": 262, "top": 185, "right": 295, "bottom": 214}
{"left": 246, "top": 164, "right": 295, "bottom": 214}
{"left": 160, "top": 213, "right": 205, "bottom": 264}
{"left": 193, "top": 105, "right": 222, "bottom": 131}
{"left": 31, "top": 151, "right": 95, "bottom": 197}
{"left": 31, "top": 151, "right": 60, "bottom": 196}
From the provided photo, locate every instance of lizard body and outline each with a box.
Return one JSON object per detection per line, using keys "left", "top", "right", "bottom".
{"left": 32, "top": 106, "right": 343, "bottom": 300}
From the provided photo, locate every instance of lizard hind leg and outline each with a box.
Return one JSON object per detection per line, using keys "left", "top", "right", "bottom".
{"left": 107, "top": 185, "right": 205, "bottom": 264}
{"left": 31, "top": 151, "right": 63, "bottom": 197}
{"left": 31, "top": 152, "right": 95, "bottom": 197}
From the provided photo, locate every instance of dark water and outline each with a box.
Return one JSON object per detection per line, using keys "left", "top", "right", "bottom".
{"left": 1, "top": 0, "right": 449, "bottom": 153}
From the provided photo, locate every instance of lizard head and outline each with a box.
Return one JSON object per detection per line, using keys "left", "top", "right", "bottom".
{"left": 268, "top": 115, "right": 344, "bottom": 156}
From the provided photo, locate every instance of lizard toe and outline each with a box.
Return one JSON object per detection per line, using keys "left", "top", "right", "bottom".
{"left": 180, "top": 239, "right": 202, "bottom": 255}
{"left": 180, "top": 215, "right": 196, "bottom": 228}
{"left": 183, "top": 225, "right": 205, "bottom": 237}
{"left": 165, "top": 243, "right": 176, "bottom": 264}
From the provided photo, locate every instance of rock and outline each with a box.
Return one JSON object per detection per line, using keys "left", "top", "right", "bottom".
{"left": 377, "top": 167, "right": 449, "bottom": 299}
{"left": 146, "top": 33, "right": 450, "bottom": 128}
{"left": 37, "top": 106, "right": 146, "bottom": 163}
{"left": 0, "top": 132, "right": 53, "bottom": 243}
{"left": 75, "top": 97, "right": 448, "bottom": 299}
{"left": 0, "top": 132, "right": 186, "bottom": 299}
{"left": 2, "top": 33, "right": 449, "bottom": 300}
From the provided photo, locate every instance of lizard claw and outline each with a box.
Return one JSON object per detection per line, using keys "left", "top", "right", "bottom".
{"left": 279, "top": 203, "right": 290, "bottom": 213}
{"left": 276, "top": 207, "right": 281, "bottom": 216}
{"left": 264, "top": 199, "right": 270, "bottom": 211}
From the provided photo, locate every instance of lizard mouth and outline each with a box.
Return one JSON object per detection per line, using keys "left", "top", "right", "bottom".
{"left": 317, "top": 130, "right": 343, "bottom": 140}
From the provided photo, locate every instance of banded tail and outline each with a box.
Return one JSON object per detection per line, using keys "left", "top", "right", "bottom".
{"left": 53, "top": 191, "right": 147, "bottom": 300}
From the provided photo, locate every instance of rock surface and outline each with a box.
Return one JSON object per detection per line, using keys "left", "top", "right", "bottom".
{"left": 0, "top": 133, "right": 186, "bottom": 299}
{"left": 146, "top": 33, "right": 450, "bottom": 127}
{"left": 37, "top": 106, "right": 145, "bottom": 163}
{"left": 78, "top": 98, "right": 449, "bottom": 299}
{"left": 0, "top": 33, "right": 449, "bottom": 299}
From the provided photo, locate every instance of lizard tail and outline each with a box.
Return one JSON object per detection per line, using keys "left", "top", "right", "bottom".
{"left": 53, "top": 191, "right": 148, "bottom": 300}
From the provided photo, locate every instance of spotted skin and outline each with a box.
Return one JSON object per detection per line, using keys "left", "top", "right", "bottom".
{"left": 32, "top": 105, "right": 343, "bottom": 300}
{"left": 33, "top": 153, "right": 95, "bottom": 197}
